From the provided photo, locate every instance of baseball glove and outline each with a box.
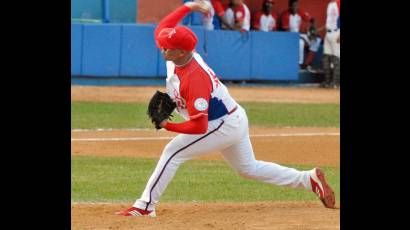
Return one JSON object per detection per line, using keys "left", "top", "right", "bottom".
{"left": 147, "top": 91, "right": 177, "bottom": 130}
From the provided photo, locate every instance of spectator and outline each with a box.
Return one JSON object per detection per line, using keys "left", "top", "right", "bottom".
{"left": 280, "top": 0, "right": 311, "bottom": 32}
{"left": 223, "top": 0, "right": 251, "bottom": 31}
{"left": 252, "top": 0, "right": 278, "bottom": 32}
{"left": 280, "top": 0, "right": 316, "bottom": 68}
{"left": 321, "top": 0, "right": 340, "bottom": 88}
{"left": 300, "top": 18, "right": 322, "bottom": 72}
{"left": 210, "top": 0, "right": 235, "bottom": 30}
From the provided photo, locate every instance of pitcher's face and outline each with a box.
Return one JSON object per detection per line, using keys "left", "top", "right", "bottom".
{"left": 161, "top": 48, "right": 185, "bottom": 61}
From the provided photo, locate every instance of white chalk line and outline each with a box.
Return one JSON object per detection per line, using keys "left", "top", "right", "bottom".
{"left": 72, "top": 128, "right": 153, "bottom": 132}
{"left": 71, "top": 132, "right": 339, "bottom": 142}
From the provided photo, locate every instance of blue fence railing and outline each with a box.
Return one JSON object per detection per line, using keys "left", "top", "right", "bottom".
{"left": 71, "top": 23, "right": 299, "bottom": 81}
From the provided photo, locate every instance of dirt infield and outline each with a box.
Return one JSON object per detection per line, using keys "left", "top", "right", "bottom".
{"left": 71, "top": 127, "right": 340, "bottom": 167}
{"left": 71, "top": 86, "right": 340, "bottom": 104}
{"left": 72, "top": 202, "right": 339, "bottom": 230}
{"left": 71, "top": 86, "right": 340, "bottom": 229}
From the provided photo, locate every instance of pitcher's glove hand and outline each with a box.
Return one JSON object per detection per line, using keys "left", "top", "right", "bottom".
{"left": 147, "top": 91, "right": 177, "bottom": 130}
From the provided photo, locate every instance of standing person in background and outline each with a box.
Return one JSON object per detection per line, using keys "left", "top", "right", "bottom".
{"left": 223, "top": 0, "right": 251, "bottom": 32}
{"left": 280, "top": 0, "right": 315, "bottom": 68}
{"left": 280, "top": 0, "right": 311, "bottom": 33}
{"left": 252, "top": 0, "right": 278, "bottom": 32}
{"left": 321, "top": 0, "right": 340, "bottom": 88}
{"left": 115, "top": 0, "right": 336, "bottom": 217}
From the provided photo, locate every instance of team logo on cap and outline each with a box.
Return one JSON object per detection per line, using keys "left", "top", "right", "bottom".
{"left": 194, "top": 98, "right": 208, "bottom": 111}
{"left": 159, "top": 28, "right": 176, "bottom": 39}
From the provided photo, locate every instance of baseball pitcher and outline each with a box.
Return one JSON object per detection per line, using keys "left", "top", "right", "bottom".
{"left": 116, "top": 0, "right": 336, "bottom": 217}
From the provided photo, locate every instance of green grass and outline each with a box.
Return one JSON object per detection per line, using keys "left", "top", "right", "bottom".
{"left": 71, "top": 102, "right": 339, "bottom": 129}
{"left": 241, "top": 102, "right": 339, "bottom": 127}
{"left": 72, "top": 156, "right": 340, "bottom": 203}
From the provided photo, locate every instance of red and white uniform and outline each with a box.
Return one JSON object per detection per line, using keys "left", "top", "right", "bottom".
{"left": 324, "top": 0, "right": 340, "bottom": 58}
{"left": 224, "top": 3, "right": 251, "bottom": 31}
{"left": 280, "top": 8, "right": 311, "bottom": 32}
{"left": 133, "top": 5, "right": 315, "bottom": 212}
{"left": 166, "top": 53, "right": 237, "bottom": 123}
{"left": 281, "top": 8, "right": 316, "bottom": 65}
{"left": 253, "top": 11, "right": 278, "bottom": 32}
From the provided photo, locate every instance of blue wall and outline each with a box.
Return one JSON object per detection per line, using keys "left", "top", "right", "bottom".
{"left": 71, "top": 23, "right": 299, "bottom": 81}
{"left": 71, "top": 0, "right": 102, "bottom": 20}
{"left": 71, "top": 0, "right": 137, "bottom": 23}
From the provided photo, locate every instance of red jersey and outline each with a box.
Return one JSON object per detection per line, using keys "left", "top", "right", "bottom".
{"left": 154, "top": 5, "right": 237, "bottom": 134}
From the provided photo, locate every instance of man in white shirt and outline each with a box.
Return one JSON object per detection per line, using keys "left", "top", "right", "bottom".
{"left": 321, "top": 0, "right": 340, "bottom": 88}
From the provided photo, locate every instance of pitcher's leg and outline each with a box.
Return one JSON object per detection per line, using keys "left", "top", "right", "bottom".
{"left": 221, "top": 135, "right": 312, "bottom": 190}
{"left": 134, "top": 120, "right": 234, "bottom": 211}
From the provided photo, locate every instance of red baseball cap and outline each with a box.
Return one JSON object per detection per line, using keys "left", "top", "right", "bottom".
{"left": 265, "top": 0, "right": 275, "bottom": 4}
{"left": 156, "top": 26, "right": 198, "bottom": 51}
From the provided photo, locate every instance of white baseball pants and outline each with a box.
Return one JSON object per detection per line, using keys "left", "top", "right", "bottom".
{"left": 134, "top": 105, "right": 313, "bottom": 211}
{"left": 324, "top": 29, "right": 340, "bottom": 58}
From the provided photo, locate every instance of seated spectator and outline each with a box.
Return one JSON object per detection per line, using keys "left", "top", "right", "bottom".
{"left": 223, "top": 0, "right": 251, "bottom": 32}
{"left": 300, "top": 18, "right": 322, "bottom": 72}
{"left": 252, "top": 0, "right": 278, "bottom": 32}
{"left": 280, "top": 0, "right": 317, "bottom": 69}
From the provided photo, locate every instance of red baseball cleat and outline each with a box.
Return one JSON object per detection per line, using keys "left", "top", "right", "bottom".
{"left": 310, "top": 168, "right": 336, "bottom": 208}
{"left": 115, "top": 207, "right": 156, "bottom": 217}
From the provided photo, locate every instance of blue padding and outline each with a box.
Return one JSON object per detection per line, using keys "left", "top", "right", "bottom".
{"left": 157, "top": 25, "right": 205, "bottom": 77}
{"left": 182, "top": 13, "right": 191, "bottom": 25}
{"left": 251, "top": 32, "right": 299, "bottom": 80}
{"left": 157, "top": 55, "right": 167, "bottom": 77}
{"left": 191, "top": 12, "right": 203, "bottom": 25}
{"left": 82, "top": 24, "right": 122, "bottom": 76}
{"left": 120, "top": 24, "right": 158, "bottom": 77}
{"left": 203, "top": 30, "right": 251, "bottom": 80}
{"left": 71, "top": 24, "right": 83, "bottom": 75}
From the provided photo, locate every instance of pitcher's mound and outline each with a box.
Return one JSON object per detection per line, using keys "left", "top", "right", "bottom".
{"left": 72, "top": 201, "right": 340, "bottom": 230}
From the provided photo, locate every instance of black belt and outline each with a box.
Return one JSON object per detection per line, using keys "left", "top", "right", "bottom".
{"left": 327, "top": 29, "right": 339, "bottom": 33}
{"left": 228, "top": 105, "right": 238, "bottom": 115}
